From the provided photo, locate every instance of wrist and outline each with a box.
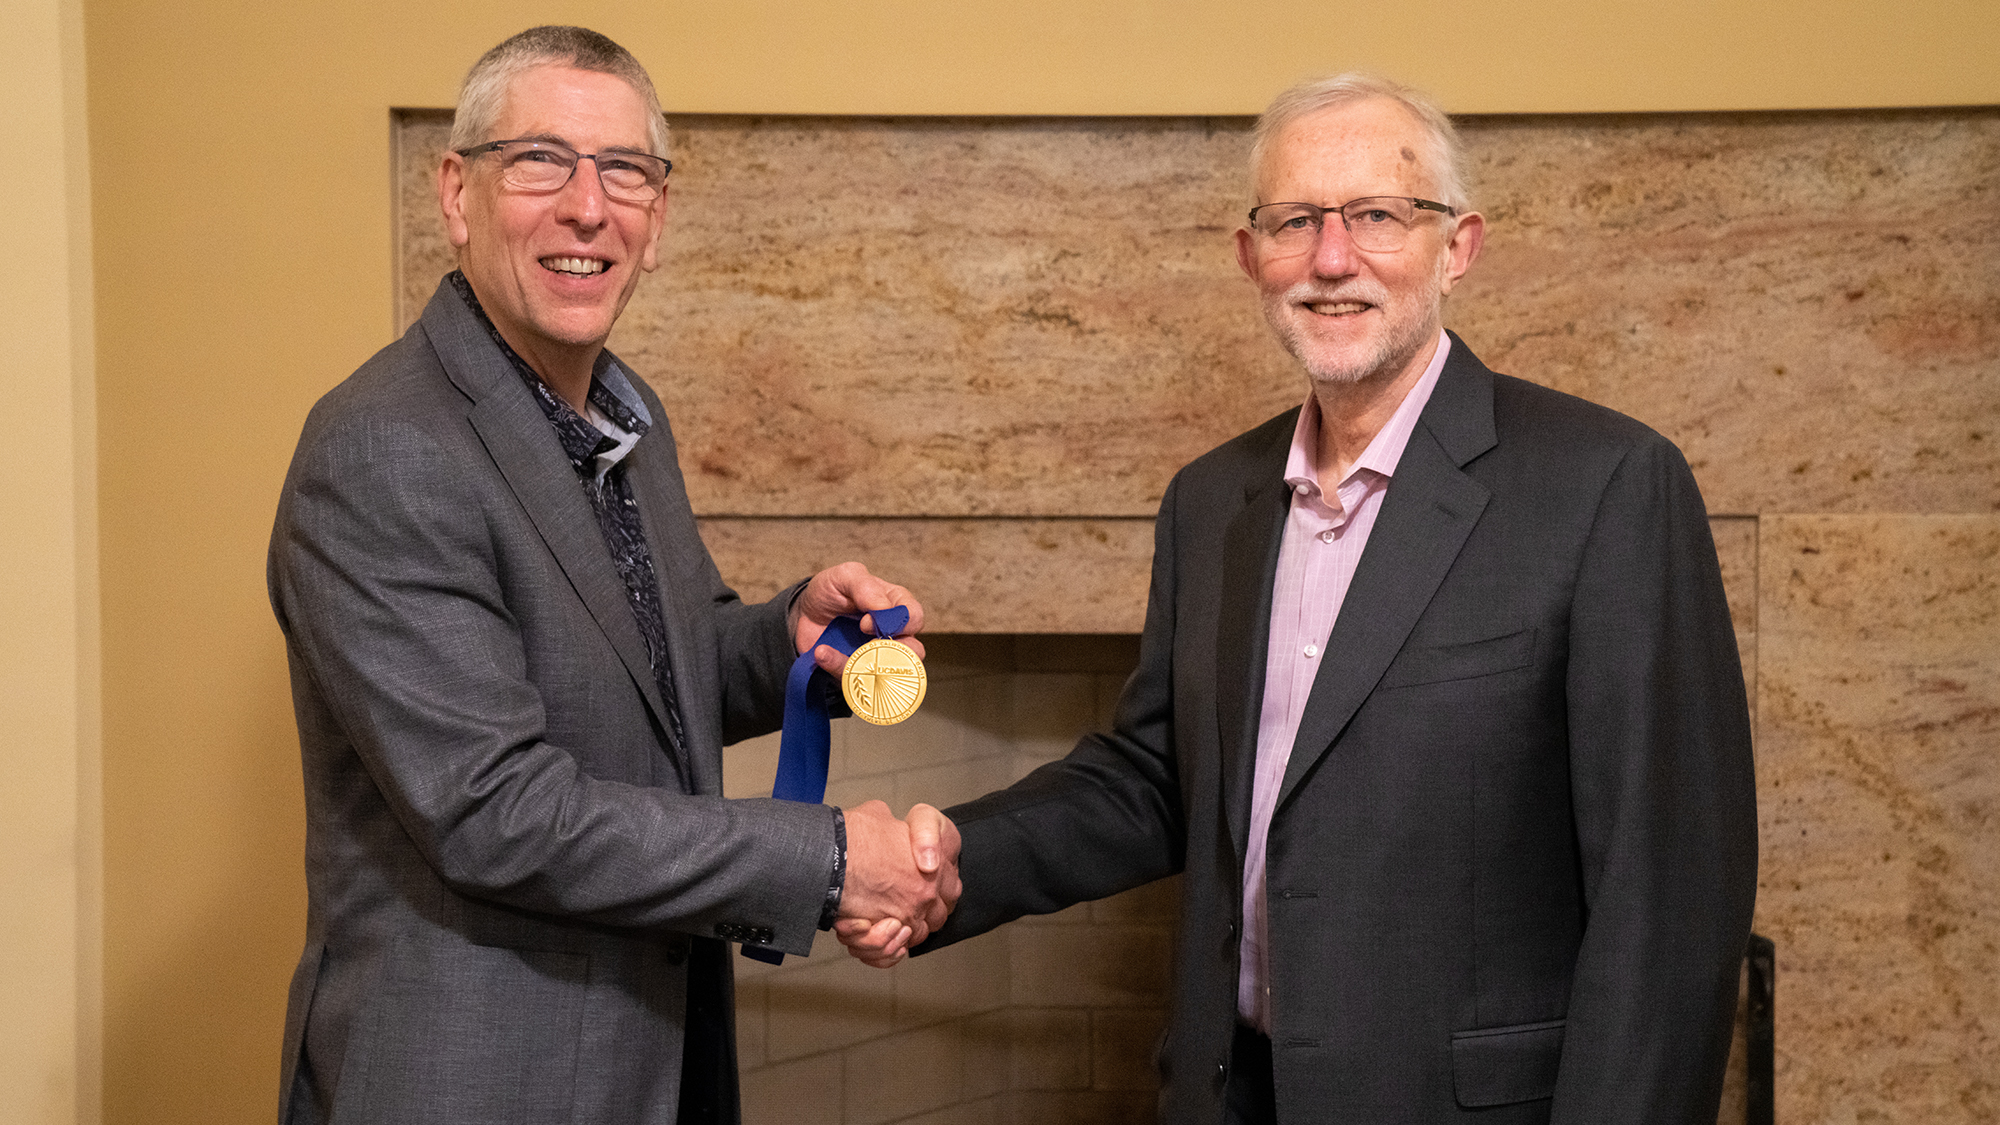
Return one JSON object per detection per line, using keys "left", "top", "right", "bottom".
{"left": 785, "top": 578, "right": 811, "bottom": 649}
{"left": 817, "top": 805, "right": 846, "bottom": 930}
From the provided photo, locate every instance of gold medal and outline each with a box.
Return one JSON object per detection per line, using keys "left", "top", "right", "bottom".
{"left": 841, "top": 638, "right": 927, "bottom": 725}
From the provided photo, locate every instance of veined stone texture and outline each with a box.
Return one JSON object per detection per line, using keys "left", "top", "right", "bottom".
{"left": 1756, "top": 515, "right": 1999, "bottom": 1123}
{"left": 695, "top": 517, "right": 1155, "bottom": 633}
{"left": 1452, "top": 111, "right": 1999, "bottom": 517}
{"left": 396, "top": 108, "right": 1998, "bottom": 520}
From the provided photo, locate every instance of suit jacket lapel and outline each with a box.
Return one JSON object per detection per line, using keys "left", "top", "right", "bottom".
{"left": 1276, "top": 342, "right": 1498, "bottom": 810}
{"left": 417, "top": 284, "right": 679, "bottom": 759}
{"left": 620, "top": 410, "right": 725, "bottom": 796}
{"left": 1216, "top": 417, "right": 1297, "bottom": 866}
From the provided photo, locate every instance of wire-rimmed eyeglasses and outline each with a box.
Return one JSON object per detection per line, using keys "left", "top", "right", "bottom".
{"left": 1247, "top": 196, "right": 1457, "bottom": 254}
{"left": 457, "top": 138, "right": 672, "bottom": 203}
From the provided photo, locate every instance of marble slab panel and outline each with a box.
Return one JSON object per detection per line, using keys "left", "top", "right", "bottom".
{"left": 697, "top": 516, "right": 1154, "bottom": 633}
{"left": 1754, "top": 515, "right": 1999, "bottom": 1123}
{"left": 396, "top": 108, "right": 1997, "bottom": 519}
{"left": 1454, "top": 111, "right": 2000, "bottom": 516}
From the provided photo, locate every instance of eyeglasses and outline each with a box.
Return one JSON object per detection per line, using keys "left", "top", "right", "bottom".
{"left": 1247, "top": 196, "right": 1457, "bottom": 254}
{"left": 457, "top": 139, "right": 672, "bottom": 203}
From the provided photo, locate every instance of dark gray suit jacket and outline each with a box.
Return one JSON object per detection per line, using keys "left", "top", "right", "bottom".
{"left": 268, "top": 279, "right": 834, "bottom": 1125}
{"left": 923, "top": 336, "right": 1758, "bottom": 1124}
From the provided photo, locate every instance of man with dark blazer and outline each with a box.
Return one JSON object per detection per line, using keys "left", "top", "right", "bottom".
{"left": 268, "top": 27, "right": 955, "bottom": 1125}
{"left": 841, "top": 76, "right": 1757, "bottom": 1123}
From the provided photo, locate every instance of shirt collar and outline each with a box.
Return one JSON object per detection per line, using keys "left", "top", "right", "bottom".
{"left": 1282, "top": 328, "right": 1452, "bottom": 497}
{"left": 447, "top": 270, "right": 652, "bottom": 481}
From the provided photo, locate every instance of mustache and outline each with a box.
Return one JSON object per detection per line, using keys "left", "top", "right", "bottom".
{"left": 1274, "top": 280, "right": 1390, "bottom": 307}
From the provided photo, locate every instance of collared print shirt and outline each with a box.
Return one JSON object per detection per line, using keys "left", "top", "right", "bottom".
{"left": 1237, "top": 329, "right": 1453, "bottom": 1032}
{"left": 447, "top": 271, "right": 687, "bottom": 754}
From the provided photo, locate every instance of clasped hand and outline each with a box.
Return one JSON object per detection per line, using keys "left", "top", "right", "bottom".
{"left": 836, "top": 800, "right": 961, "bottom": 967}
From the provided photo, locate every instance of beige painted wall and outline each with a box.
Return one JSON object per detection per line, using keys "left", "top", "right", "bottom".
{"left": 0, "top": 0, "right": 98, "bottom": 1124}
{"left": 55, "top": 1, "right": 1998, "bottom": 1123}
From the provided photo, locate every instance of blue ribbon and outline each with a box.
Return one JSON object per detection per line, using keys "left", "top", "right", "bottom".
{"left": 743, "top": 604, "right": 912, "bottom": 964}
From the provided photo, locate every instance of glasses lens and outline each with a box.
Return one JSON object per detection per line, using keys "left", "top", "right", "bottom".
{"left": 595, "top": 154, "right": 667, "bottom": 202}
{"left": 497, "top": 142, "right": 578, "bottom": 191}
{"left": 1339, "top": 198, "right": 1419, "bottom": 252}
{"left": 1254, "top": 203, "right": 1324, "bottom": 244}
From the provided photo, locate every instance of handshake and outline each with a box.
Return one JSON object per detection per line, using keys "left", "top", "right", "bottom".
{"left": 834, "top": 800, "right": 962, "bottom": 967}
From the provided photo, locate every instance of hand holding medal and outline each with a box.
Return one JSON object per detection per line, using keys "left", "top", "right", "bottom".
{"left": 773, "top": 561, "right": 928, "bottom": 801}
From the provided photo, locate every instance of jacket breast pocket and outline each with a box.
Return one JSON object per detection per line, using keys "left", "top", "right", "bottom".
{"left": 1377, "top": 627, "right": 1535, "bottom": 691}
{"left": 1450, "top": 1018, "right": 1564, "bottom": 1108}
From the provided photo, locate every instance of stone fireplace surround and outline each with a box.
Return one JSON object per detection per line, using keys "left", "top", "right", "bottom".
{"left": 396, "top": 108, "right": 1998, "bottom": 1124}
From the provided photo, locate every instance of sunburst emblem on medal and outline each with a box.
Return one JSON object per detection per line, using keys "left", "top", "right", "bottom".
{"left": 841, "top": 638, "right": 927, "bottom": 725}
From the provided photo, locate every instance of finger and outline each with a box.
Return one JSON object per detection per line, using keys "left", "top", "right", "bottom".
{"left": 813, "top": 643, "right": 846, "bottom": 676}
{"left": 893, "top": 594, "right": 923, "bottom": 637}
{"left": 906, "top": 804, "right": 945, "bottom": 873}
{"left": 833, "top": 916, "right": 875, "bottom": 934}
{"left": 858, "top": 946, "right": 908, "bottom": 969}
{"left": 842, "top": 920, "right": 912, "bottom": 969}
{"left": 940, "top": 864, "right": 963, "bottom": 911}
{"left": 869, "top": 590, "right": 921, "bottom": 636}
{"left": 833, "top": 916, "right": 889, "bottom": 943}
{"left": 921, "top": 897, "right": 950, "bottom": 935}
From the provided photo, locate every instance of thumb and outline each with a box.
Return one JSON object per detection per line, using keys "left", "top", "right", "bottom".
{"left": 907, "top": 804, "right": 945, "bottom": 873}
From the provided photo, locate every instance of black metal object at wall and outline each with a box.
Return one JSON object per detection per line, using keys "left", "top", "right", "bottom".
{"left": 1747, "top": 933, "right": 1776, "bottom": 1125}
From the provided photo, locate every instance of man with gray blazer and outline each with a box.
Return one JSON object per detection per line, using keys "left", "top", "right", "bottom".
{"left": 268, "top": 27, "right": 955, "bottom": 1125}
{"left": 841, "top": 76, "right": 1758, "bottom": 1123}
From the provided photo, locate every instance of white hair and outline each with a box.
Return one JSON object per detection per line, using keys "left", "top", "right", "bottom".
{"left": 448, "top": 25, "right": 671, "bottom": 160}
{"left": 1250, "top": 73, "right": 1470, "bottom": 211}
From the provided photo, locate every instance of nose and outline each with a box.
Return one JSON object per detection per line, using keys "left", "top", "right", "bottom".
{"left": 553, "top": 156, "right": 609, "bottom": 229}
{"left": 1307, "top": 215, "right": 1360, "bottom": 279}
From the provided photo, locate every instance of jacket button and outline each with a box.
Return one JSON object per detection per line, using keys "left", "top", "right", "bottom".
{"left": 1216, "top": 1059, "right": 1229, "bottom": 1083}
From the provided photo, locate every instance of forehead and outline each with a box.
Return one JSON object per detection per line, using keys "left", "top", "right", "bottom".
{"left": 492, "top": 64, "right": 653, "bottom": 147}
{"left": 1257, "top": 97, "right": 1437, "bottom": 200}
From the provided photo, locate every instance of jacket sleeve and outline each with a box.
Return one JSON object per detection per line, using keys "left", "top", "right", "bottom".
{"left": 1551, "top": 434, "right": 1759, "bottom": 1122}
{"left": 269, "top": 405, "right": 834, "bottom": 955}
{"left": 922, "top": 475, "right": 1191, "bottom": 948}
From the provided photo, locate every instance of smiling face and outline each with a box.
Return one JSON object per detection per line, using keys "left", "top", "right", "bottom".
{"left": 438, "top": 65, "right": 667, "bottom": 379}
{"left": 1235, "top": 97, "right": 1483, "bottom": 392}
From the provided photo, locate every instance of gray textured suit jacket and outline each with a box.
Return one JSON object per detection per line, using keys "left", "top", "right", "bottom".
{"left": 923, "top": 336, "right": 1758, "bottom": 1124}
{"left": 268, "top": 279, "right": 835, "bottom": 1125}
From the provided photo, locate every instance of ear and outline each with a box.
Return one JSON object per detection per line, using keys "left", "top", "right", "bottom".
{"left": 639, "top": 184, "right": 669, "bottom": 273}
{"left": 1234, "top": 225, "right": 1259, "bottom": 282}
{"left": 1438, "top": 210, "right": 1484, "bottom": 295}
{"left": 438, "top": 153, "right": 472, "bottom": 251}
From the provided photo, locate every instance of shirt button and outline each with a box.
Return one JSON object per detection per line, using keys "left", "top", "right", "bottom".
{"left": 1318, "top": 529, "right": 1336, "bottom": 543}
{"left": 1293, "top": 483, "right": 1310, "bottom": 496}
{"left": 1303, "top": 643, "right": 1318, "bottom": 658}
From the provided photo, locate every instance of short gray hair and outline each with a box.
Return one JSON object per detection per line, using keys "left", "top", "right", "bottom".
{"left": 449, "top": 26, "right": 671, "bottom": 160}
{"left": 1250, "top": 73, "right": 1469, "bottom": 211}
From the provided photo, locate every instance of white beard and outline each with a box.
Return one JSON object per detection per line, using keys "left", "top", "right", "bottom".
{"left": 1262, "top": 251, "right": 1450, "bottom": 388}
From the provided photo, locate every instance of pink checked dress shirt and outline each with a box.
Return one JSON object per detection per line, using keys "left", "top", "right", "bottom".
{"left": 1237, "top": 330, "right": 1452, "bottom": 1031}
